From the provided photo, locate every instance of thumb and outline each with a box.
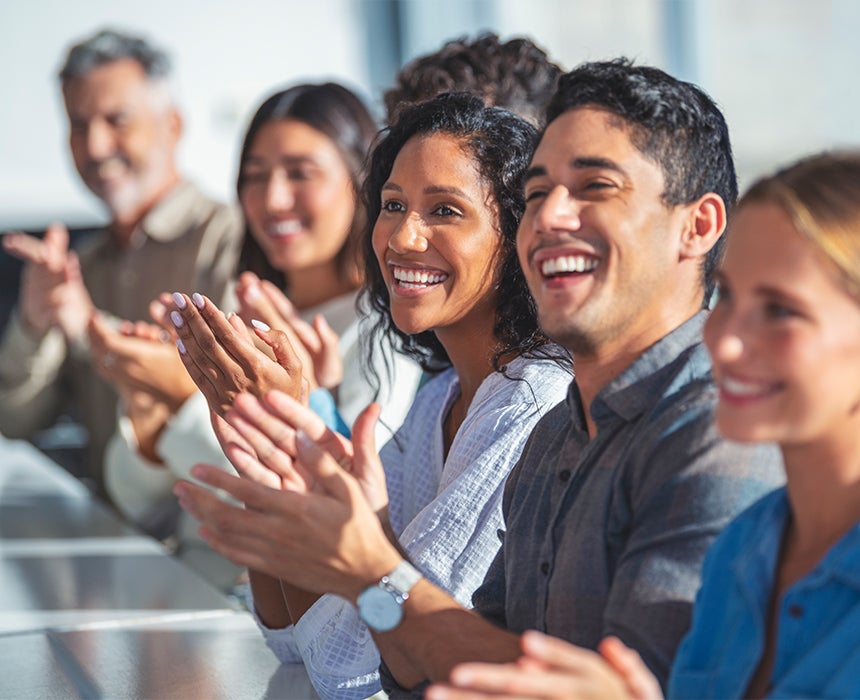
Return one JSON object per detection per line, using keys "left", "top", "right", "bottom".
{"left": 352, "top": 402, "right": 380, "bottom": 469}
{"left": 44, "top": 222, "right": 70, "bottom": 272}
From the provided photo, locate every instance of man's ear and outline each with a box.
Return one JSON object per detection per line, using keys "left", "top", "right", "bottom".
{"left": 168, "top": 108, "right": 184, "bottom": 144}
{"left": 679, "top": 192, "right": 727, "bottom": 260}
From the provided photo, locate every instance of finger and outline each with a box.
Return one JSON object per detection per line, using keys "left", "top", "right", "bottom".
{"left": 2, "top": 231, "right": 47, "bottom": 265}
{"left": 229, "top": 312, "right": 252, "bottom": 341}
{"left": 314, "top": 313, "right": 340, "bottom": 352}
{"left": 448, "top": 662, "right": 535, "bottom": 695}
{"left": 43, "top": 222, "right": 70, "bottom": 272}
{"left": 231, "top": 392, "right": 298, "bottom": 455}
{"left": 210, "top": 409, "right": 255, "bottom": 457}
{"left": 260, "top": 279, "right": 301, "bottom": 322}
{"left": 170, "top": 293, "right": 241, "bottom": 397}
{"left": 175, "top": 337, "right": 229, "bottom": 413}
{"left": 427, "top": 682, "right": 515, "bottom": 700}
{"left": 252, "top": 325, "right": 303, "bottom": 388}
{"left": 187, "top": 462, "right": 301, "bottom": 514}
{"left": 352, "top": 403, "right": 380, "bottom": 466}
{"left": 236, "top": 278, "right": 282, "bottom": 329}
{"left": 285, "top": 313, "right": 322, "bottom": 354}
{"left": 65, "top": 250, "right": 83, "bottom": 283}
{"left": 598, "top": 637, "right": 662, "bottom": 700}
{"left": 223, "top": 409, "right": 297, "bottom": 481}
{"left": 183, "top": 292, "right": 265, "bottom": 378}
{"left": 294, "top": 430, "right": 356, "bottom": 502}
{"left": 520, "top": 630, "right": 599, "bottom": 672}
{"left": 174, "top": 479, "right": 285, "bottom": 549}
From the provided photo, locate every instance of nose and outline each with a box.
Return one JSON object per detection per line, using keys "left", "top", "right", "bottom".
{"left": 705, "top": 307, "right": 748, "bottom": 364}
{"left": 265, "top": 169, "right": 295, "bottom": 213}
{"left": 86, "top": 119, "right": 117, "bottom": 161}
{"left": 387, "top": 212, "right": 428, "bottom": 254}
{"left": 534, "top": 185, "right": 581, "bottom": 235}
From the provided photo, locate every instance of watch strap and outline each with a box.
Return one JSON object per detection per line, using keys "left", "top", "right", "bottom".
{"left": 385, "top": 560, "right": 422, "bottom": 595}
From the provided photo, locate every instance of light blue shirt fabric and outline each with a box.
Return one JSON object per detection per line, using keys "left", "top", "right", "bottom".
{"left": 250, "top": 354, "right": 571, "bottom": 700}
{"left": 670, "top": 487, "right": 860, "bottom": 699}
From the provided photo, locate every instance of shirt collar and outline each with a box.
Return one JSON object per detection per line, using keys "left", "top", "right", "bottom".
{"left": 586, "top": 311, "right": 711, "bottom": 426}
{"left": 137, "top": 180, "right": 203, "bottom": 243}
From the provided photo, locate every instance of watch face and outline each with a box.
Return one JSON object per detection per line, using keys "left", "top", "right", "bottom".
{"left": 358, "top": 585, "right": 403, "bottom": 632}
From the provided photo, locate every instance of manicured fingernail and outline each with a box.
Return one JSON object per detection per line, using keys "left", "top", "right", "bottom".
{"left": 251, "top": 319, "right": 270, "bottom": 332}
{"left": 172, "top": 292, "right": 186, "bottom": 309}
{"left": 170, "top": 311, "right": 184, "bottom": 328}
{"left": 176, "top": 338, "right": 186, "bottom": 354}
{"left": 192, "top": 292, "right": 204, "bottom": 309}
{"left": 246, "top": 283, "right": 261, "bottom": 300}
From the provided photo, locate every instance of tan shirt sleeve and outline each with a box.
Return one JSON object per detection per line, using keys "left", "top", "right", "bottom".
{"left": 0, "top": 311, "right": 68, "bottom": 438}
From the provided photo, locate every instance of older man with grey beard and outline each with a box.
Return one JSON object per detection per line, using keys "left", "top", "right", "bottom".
{"left": 0, "top": 29, "right": 240, "bottom": 497}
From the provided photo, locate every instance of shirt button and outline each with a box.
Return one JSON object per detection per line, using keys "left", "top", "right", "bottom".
{"left": 559, "top": 469, "right": 571, "bottom": 482}
{"left": 540, "top": 562, "right": 550, "bottom": 575}
{"left": 787, "top": 604, "right": 803, "bottom": 618}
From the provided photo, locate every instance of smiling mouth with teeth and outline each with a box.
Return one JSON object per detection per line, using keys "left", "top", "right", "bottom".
{"left": 540, "top": 255, "right": 600, "bottom": 277}
{"left": 391, "top": 264, "right": 448, "bottom": 289}
{"left": 268, "top": 220, "right": 303, "bottom": 237}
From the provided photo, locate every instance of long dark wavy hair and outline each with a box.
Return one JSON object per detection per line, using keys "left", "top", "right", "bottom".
{"left": 236, "top": 82, "right": 377, "bottom": 290}
{"left": 361, "top": 92, "right": 570, "bottom": 383}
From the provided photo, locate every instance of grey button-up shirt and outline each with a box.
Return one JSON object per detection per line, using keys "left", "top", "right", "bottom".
{"left": 470, "top": 312, "right": 784, "bottom": 688}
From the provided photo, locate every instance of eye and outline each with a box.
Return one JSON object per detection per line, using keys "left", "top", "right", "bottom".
{"left": 581, "top": 180, "right": 616, "bottom": 194}
{"left": 764, "top": 301, "right": 798, "bottom": 320}
{"left": 525, "top": 189, "right": 547, "bottom": 204}
{"left": 286, "top": 167, "right": 315, "bottom": 182}
{"left": 431, "top": 204, "right": 460, "bottom": 217}
{"left": 106, "top": 113, "right": 131, "bottom": 129}
{"left": 240, "top": 170, "right": 269, "bottom": 187}
{"left": 381, "top": 199, "right": 404, "bottom": 213}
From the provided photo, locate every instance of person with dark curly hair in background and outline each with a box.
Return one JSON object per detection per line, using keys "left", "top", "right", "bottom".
{"left": 174, "top": 93, "right": 571, "bottom": 699}
{"left": 383, "top": 32, "right": 562, "bottom": 126}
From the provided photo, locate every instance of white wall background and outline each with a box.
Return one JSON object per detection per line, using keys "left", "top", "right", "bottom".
{"left": 2, "top": 0, "right": 859, "bottom": 230}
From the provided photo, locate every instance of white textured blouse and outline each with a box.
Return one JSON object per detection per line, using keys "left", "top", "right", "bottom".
{"left": 251, "top": 353, "right": 571, "bottom": 700}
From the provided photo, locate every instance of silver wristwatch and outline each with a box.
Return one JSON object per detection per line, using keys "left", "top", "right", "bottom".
{"left": 356, "top": 560, "right": 422, "bottom": 632}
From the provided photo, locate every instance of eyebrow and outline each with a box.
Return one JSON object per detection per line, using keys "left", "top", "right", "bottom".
{"left": 523, "top": 157, "right": 628, "bottom": 185}
{"left": 242, "top": 154, "right": 317, "bottom": 166}
{"left": 380, "top": 182, "right": 474, "bottom": 202}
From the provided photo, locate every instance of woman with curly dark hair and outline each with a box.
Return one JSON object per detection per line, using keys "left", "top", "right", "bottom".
{"left": 175, "top": 93, "right": 571, "bottom": 698}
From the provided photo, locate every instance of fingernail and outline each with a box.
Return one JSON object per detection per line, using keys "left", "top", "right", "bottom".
{"left": 172, "top": 292, "right": 186, "bottom": 309}
{"left": 251, "top": 319, "right": 270, "bottom": 332}
{"left": 170, "top": 311, "right": 184, "bottom": 328}
{"left": 176, "top": 338, "right": 186, "bottom": 354}
{"left": 295, "top": 429, "right": 313, "bottom": 450}
{"left": 246, "top": 283, "right": 261, "bottom": 300}
{"left": 192, "top": 292, "right": 205, "bottom": 309}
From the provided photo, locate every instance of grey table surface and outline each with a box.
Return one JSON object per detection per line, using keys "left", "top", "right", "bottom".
{"left": 0, "top": 437, "right": 318, "bottom": 698}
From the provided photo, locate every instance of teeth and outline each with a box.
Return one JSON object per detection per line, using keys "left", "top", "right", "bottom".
{"left": 391, "top": 265, "right": 448, "bottom": 286}
{"left": 722, "top": 376, "right": 770, "bottom": 396}
{"left": 540, "top": 255, "right": 599, "bottom": 276}
{"left": 269, "top": 220, "right": 302, "bottom": 237}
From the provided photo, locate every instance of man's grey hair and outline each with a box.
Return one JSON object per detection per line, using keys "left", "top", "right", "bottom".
{"left": 59, "top": 29, "right": 171, "bottom": 83}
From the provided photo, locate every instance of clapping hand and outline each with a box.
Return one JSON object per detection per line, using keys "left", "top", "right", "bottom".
{"left": 236, "top": 272, "right": 343, "bottom": 391}
{"left": 426, "top": 632, "right": 663, "bottom": 700}
{"left": 3, "top": 223, "right": 94, "bottom": 341}
{"left": 168, "top": 291, "right": 305, "bottom": 416}
{"left": 174, "top": 399, "right": 400, "bottom": 601}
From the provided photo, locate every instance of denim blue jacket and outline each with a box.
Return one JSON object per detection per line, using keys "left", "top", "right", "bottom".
{"left": 670, "top": 488, "right": 860, "bottom": 699}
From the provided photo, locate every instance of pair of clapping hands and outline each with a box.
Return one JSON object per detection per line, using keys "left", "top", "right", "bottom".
{"left": 86, "top": 272, "right": 343, "bottom": 459}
